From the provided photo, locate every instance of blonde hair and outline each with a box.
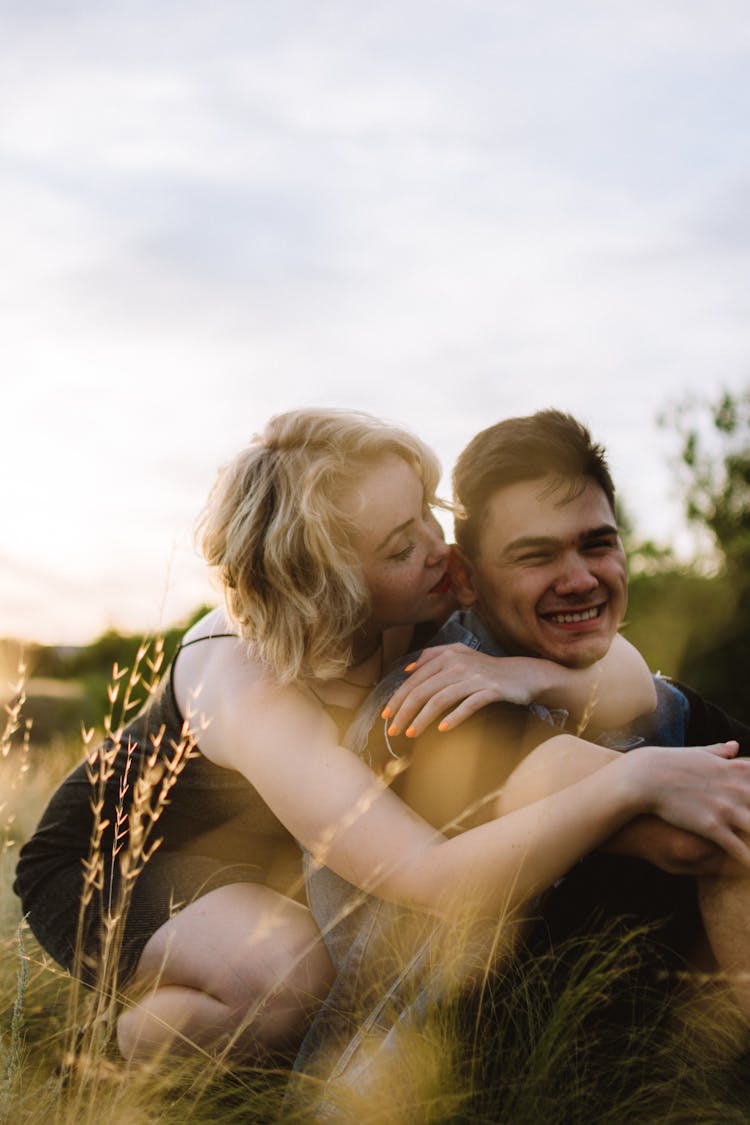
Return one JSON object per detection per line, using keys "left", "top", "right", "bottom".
{"left": 197, "top": 408, "right": 442, "bottom": 684}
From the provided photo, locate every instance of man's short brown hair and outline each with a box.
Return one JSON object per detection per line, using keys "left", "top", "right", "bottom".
{"left": 453, "top": 410, "right": 616, "bottom": 558}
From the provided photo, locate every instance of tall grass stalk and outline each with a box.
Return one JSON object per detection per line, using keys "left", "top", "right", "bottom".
{"left": 57, "top": 640, "right": 208, "bottom": 1122}
{"left": 3, "top": 647, "right": 750, "bottom": 1121}
{"left": 0, "top": 926, "right": 27, "bottom": 1122}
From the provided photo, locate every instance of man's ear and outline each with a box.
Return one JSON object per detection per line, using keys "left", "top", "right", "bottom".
{"left": 448, "top": 545, "right": 478, "bottom": 607}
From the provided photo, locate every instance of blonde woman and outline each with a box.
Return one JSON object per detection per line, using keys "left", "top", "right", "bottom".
{"left": 14, "top": 409, "right": 750, "bottom": 1064}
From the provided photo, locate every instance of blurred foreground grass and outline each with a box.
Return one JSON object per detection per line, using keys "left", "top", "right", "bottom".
{"left": 3, "top": 659, "right": 750, "bottom": 1122}
{"left": 0, "top": 651, "right": 297, "bottom": 1124}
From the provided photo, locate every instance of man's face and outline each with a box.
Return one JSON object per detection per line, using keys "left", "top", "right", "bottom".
{"left": 464, "top": 475, "right": 628, "bottom": 668}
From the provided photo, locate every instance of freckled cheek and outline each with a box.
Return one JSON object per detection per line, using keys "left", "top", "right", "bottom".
{"left": 369, "top": 576, "right": 416, "bottom": 616}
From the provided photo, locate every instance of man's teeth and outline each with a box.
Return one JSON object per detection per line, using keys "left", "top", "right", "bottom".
{"left": 547, "top": 607, "right": 600, "bottom": 624}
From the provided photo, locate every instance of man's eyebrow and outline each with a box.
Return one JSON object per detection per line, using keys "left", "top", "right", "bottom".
{"left": 376, "top": 518, "right": 414, "bottom": 552}
{"left": 503, "top": 535, "right": 559, "bottom": 555}
{"left": 580, "top": 523, "right": 619, "bottom": 539}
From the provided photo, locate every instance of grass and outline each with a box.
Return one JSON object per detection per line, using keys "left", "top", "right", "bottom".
{"left": 3, "top": 654, "right": 750, "bottom": 1123}
{"left": 0, "top": 652, "right": 291, "bottom": 1123}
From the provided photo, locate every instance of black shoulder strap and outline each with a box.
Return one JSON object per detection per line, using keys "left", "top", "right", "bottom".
{"left": 178, "top": 632, "right": 238, "bottom": 651}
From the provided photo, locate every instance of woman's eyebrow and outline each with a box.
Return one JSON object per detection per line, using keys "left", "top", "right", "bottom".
{"left": 376, "top": 518, "right": 414, "bottom": 552}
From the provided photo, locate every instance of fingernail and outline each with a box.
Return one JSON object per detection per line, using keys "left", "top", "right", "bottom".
{"left": 381, "top": 707, "right": 391, "bottom": 719}
{"left": 438, "top": 720, "right": 448, "bottom": 732}
{"left": 404, "top": 662, "right": 416, "bottom": 673}
{"left": 388, "top": 723, "right": 399, "bottom": 737}
{"left": 406, "top": 726, "right": 416, "bottom": 738}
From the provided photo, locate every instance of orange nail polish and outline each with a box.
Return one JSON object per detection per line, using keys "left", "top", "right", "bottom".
{"left": 388, "top": 723, "right": 398, "bottom": 737}
{"left": 381, "top": 707, "right": 391, "bottom": 719}
{"left": 406, "top": 726, "right": 416, "bottom": 738}
{"left": 405, "top": 662, "right": 416, "bottom": 673}
{"left": 438, "top": 720, "right": 448, "bottom": 732}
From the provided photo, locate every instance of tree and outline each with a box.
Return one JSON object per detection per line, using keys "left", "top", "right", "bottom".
{"left": 663, "top": 387, "right": 750, "bottom": 570}
{"left": 652, "top": 387, "right": 750, "bottom": 720}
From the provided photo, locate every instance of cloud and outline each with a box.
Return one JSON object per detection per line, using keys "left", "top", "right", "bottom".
{"left": 2, "top": 1, "right": 750, "bottom": 641}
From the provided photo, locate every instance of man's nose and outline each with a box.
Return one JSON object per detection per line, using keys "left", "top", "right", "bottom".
{"left": 554, "top": 555, "right": 599, "bottom": 596}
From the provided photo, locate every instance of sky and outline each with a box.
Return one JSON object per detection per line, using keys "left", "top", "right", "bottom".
{"left": 2, "top": 0, "right": 750, "bottom": 646}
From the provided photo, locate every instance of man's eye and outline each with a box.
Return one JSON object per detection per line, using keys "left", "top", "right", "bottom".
{"left": 584, "top": 538, "right": 616, "bottom": 553}
{"left": 518, "top": 552, "right": 552, "bottom": 564}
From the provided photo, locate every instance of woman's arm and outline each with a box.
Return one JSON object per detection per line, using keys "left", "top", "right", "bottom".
{"left": 381, "top": 633, "right": 655, "bottom": 738}
{"left": 496, "top": 736, "right": 727, "bottom": 876}
{"left": 196, "top": 644, "right": 750, "bottom": 922}
{"left": 535, "top": 633, "right": 656, "bottom": 732}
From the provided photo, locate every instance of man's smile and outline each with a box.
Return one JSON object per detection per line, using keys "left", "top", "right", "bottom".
{"left": 542, "top": 605, "right": 603, "bottom": 626}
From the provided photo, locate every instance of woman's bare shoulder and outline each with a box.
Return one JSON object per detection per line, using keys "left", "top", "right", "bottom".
{"left": 180, "top": 605, "right": 235, "bottom": 644}
{"left": 174, "top": 614, "right": 332, "bottom": 770}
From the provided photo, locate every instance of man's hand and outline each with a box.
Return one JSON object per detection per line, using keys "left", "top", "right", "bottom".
{"left": 606, "top": 816, "right": 727, "bottom": 876}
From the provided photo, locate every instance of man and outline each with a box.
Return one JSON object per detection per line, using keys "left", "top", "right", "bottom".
{"left": 451, "top": 408, "right": 747, "bottom": 752}
{"left": 294, "top": 411, "right": 750, "bottom": 1099}
{"left": 388, "top": 409, "right": 750, "bottom": 1008}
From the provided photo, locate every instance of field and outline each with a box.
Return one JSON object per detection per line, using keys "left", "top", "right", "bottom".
{"left": 0, "top": 656, "right": 306, "bottom": 1124}
{"left": 3, "top": 657, "right": 750, "bottom": 1123}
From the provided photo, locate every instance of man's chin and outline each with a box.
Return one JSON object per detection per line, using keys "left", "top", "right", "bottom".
{"left": 536, "top": 629, "right": 613, "bottom": 669}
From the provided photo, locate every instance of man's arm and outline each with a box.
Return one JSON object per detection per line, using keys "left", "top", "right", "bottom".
{"left": 602, "top": 815, "right": 723, "bottom": 875}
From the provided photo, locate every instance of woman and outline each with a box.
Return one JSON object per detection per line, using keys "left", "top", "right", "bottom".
{"left": 14, "top": 409, "right": 750, "bottom": 1064}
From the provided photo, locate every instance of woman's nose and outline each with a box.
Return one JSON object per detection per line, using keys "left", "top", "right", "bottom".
{"left": 425, "top": 520, "right": 449, "bottom": 566}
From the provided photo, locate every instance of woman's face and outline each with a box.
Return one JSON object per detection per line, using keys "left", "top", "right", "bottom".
{"left": 342, "top": 453, "right": 455, "bottom": 630}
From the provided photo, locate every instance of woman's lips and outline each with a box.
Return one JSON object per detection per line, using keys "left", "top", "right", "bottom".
{"left": 429, "top": 572, "right": 452, "bottom": 595}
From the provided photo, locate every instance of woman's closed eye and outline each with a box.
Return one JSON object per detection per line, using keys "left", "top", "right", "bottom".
{"left": 389, "top": 541, "right": 417, "bottom": 562}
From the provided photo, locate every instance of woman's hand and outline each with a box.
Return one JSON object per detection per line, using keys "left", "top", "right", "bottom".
{"left": 624, "top": 741, "right": 750, "bottom": 868}
{"left": 382, "top": 644, "right": 558, "bottom": 738}
{"left": 383, "top": 634, "right": 659, "bottom": 739}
